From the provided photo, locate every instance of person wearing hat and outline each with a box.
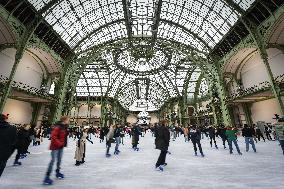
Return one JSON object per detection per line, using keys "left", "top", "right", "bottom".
{"left": 74, "top": 126, "right": 93, "bottom": 166}
{"left": 273, "top": 117, "right": 284, "bottom": 155}
{"left": 0, "top": 113, "right": 17, "bottom": 177}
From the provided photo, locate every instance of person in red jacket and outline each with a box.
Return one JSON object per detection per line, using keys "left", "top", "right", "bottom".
{"left": 43, "top": 116, "right": 69, "bottom": 185}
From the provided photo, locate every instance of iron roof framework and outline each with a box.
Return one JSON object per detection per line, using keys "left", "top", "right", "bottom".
{"left": 23, "top": 0, "right": 258, "bottom": 111}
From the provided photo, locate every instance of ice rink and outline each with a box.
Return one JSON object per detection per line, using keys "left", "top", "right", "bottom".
{"left": 1, "top": 133, "right": 284, "bottom": 189}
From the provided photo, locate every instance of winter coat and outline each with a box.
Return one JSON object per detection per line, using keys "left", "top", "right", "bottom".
{"left": 242, "top": 127, "right": 254, "bottom": 137}
{"left": 274, "top": 123, "right": 284, "bottom": 140}
{"left": 183, "top": 128, "right": 189, "bottom": 137}
{"left": 114, "top": 127, "right": 121, "bottom": 138}
{"left": 15, "top": 128, "right": 30, "bottom": 151}
{"left": 74, "top": 132, "right": 88, "bottom": 161}
{"left": 155, "top": 125, "right": 170, "bottom": 151}
{"left": 217, "top": 128, "right": 227, "bottom": 139}
{"left": 0, "top": 120, "right": 17, "bottom": 161}
{"left": 189, "top": 129, "right": 201, "bottom": 141}
{"left": 99, "top": 129, "right": 104, "bottom": 139}
{"left": 208, "top": 127, "right": 216, "bottom": 138}
{"left": 225, "top": 129, "right": 238, "bottom": 141}
{"left": 49, "top": 122, "right": 68, "bottom": 150}
{"left": 133, "top": 126, "right": 141, "bottom": 141}
{"left": 106, "top": 126, "right": 115, "bottom": 141}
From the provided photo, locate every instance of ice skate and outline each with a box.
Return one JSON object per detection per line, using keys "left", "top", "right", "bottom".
{"left": 43, "top": 176, "right": 53, "bottom": 185}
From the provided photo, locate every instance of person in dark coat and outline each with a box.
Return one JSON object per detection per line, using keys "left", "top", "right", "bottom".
{"left": 132, "top": 124, "right": 141, "bottom": 151}
{"left": 255, "top": 124, "right": 265, "bottom": 142}
{"left": 0, "top": 114, "right": 17, "bottom": 177}
{"left": 155, "top": 121, "right": 170, "bottom": 171}
{"left": 208, "top": 125, "right": 218, "bottom": 149}
{"left": 264, "top": 125, "right": 272, "bottom": 141}
{"left": 242, "top": 124, "right": 256, "bottom": 153}
{"left": 189, "top": 125, "right": 204, "bottom": 157}
{"left": 14, "top": 124, "right": 31, "bottom": 166}
{"left": 99, "top": 127, "right": 105, "bottom": 143}
{"left": 217, "top": 124, "right": 227, "bottom": 149}
{"left": 43, "top": 116, "right": 69, "bottom": 185}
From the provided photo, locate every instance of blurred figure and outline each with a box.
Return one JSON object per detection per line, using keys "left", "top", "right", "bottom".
{"left": 274, "top": 117, "right": 284, "bottom": 155}
{"left": 43, "top": 116, "right": 69, "bottom": 185}
{"left": 155, "top": 121, "right": 170, "bottom": 171}
{"left": 106, "top": 125, "right": 115, "bottom": 157}
{"left": 0, "top": 114, "right": 17, "bottom": 177}
{"left": 75, "top": 126, "right": 93, "bottom": 166}
{"left": 242, "top": 124, "right": 256, "bottom": 153}
{"left": 208, "top": 125, "right": 218, "bottom": 149}
{"left": 225, "top": 126, "right": 242, "bottom": 155}
{"left": 217, "top": 124, "right": 227, "bottom": 149}
{"left": 132, "top": 124, "right": 141, "bottom": 151}
{"left": 255, "top": 124, "right": 265, "bottom": 142}
{"left": 189, "top": 125, "right": 204, "bottom": 157}
{"left": 14, "top": 124, "right": 31, "bottom": 166}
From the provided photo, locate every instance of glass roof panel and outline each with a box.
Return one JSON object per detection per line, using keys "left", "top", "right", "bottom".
{"left": 26, "top": 0, "right": 255, "bottom": 110}
{"left": 28, "top": 0, "right": 256, "bottom": 53}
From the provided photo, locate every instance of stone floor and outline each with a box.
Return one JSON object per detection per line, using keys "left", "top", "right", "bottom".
{"left": 1, "top": 133, "right": 284, "bottom": 189}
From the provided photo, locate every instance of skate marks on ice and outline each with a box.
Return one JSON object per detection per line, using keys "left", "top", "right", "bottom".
{"left": 1, "top": 134, "right": 284, "bottom": 189}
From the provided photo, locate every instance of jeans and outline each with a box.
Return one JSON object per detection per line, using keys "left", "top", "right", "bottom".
{"left": 156, "top": 150, "right": 167, "bottom": 167}
{"left": 245, "top": 137, "right": 256, "bottom": 152}
{"left": 192, "top": 139, "right": 204, "bottom": 155}
{"left": 279, "top": 140, "right": 284, "bottom": 155}
{"left": 115, "top": 137, "right": 121, "bottom": 151}
{"left": 0, "top": 160, "right": 7, "bottom": 177}
{"left": 106, "top": 140, "right": 111, "bottom": 154}
{"left": 46, "top": 149, "right": 63, "bottom": 177}
{"left": 210, "top": 136, "right": 218, "bottom": 147}
{"left": 228, "top": 139, "right": 241, "bottom": 154}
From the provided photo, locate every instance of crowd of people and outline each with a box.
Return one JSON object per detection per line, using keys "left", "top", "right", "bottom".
{"left": 0, "top": 113, "right": 284, "bottom": 186}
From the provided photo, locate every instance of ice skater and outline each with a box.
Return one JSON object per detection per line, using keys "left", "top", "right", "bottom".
{"left": 75, "top": 126, "right": 93, "bottom": 166}
{"left": 132, "top": 124, "right": 141, "bottom": 151}
{"left": 208, "top": 125, "right": 218, "bottom": 149}
{"left": 106, "top": 125, "right": 115, "bottom": 157}
{"left": 114, "top": 124, "right": 122, "bottom": 155}
{"left": 43, "top": 116, "right": 69, "bottom": 185}
{"left": 225, "top": 126, "right": 242, "bottom": 155}
{"left": 155, "top": 121, "right": 170, "bottom": 171}
{"left": 14, "top": 124, "right": 31, "bottom": 166}
{"left": 0, "top": 113, "right": 17, "bottom": 177}
{"left": 242, "top": 124, "right": 256, "bottom": 153}
{"left": 189, "top": 125, "right": 204, "bottom": 157}
{"left": 273, "top": 117, "right": 284, "bottom": 155}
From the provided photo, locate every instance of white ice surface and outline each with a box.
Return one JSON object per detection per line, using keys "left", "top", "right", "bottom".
{"left": 1, "top": 133, "right": 284, "bottom": 189}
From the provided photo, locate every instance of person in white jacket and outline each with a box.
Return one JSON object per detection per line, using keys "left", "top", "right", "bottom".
{"left": 106, "top": 125, "right": 115, "bottom": 157}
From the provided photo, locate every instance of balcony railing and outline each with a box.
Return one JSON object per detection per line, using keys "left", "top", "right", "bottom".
{"left": 0, "top": 74, "right": 54, "bottom": 101}
{"left": 227, "top": 74, "right": 284, "bottom": 101}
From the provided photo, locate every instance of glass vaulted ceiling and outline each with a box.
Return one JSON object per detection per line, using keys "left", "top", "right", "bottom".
{"left": 27, "top": 0, "right": 256, "bottom": 111}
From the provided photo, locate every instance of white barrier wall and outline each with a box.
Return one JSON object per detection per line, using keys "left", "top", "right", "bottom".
{"left": 3, "top": 98, "right": 33, "bottom": 124}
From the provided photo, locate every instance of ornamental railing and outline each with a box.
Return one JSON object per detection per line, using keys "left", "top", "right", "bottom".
{"left": 227, "top": 74, "right": 284, "bottom": 101}
{"left": 0, "top": 74, "right": 54, "bottom": 101}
